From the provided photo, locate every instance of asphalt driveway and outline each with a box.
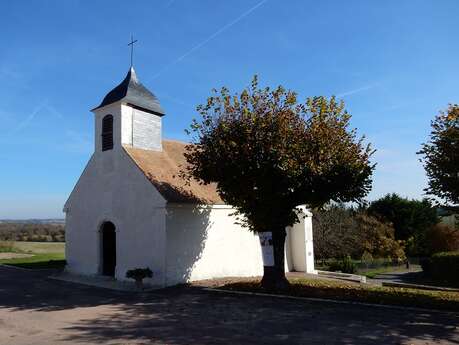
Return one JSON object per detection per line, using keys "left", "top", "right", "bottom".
{"left": 0, "top": 265, "right": 458, "bottom": 345}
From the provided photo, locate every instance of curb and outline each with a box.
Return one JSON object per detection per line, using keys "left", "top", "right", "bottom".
{"left": 203, "top": 287, "right": 459, "bottom": 315}
{"left": 317, "top": 270, "right": 367, "bottom": 284}
{"left": 382, "top": 281, "right": 459, "bottom": 293}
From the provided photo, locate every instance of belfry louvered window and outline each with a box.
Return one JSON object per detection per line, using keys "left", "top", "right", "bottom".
{"left": 101, "top": 115, "right": 114, "bottom": 151}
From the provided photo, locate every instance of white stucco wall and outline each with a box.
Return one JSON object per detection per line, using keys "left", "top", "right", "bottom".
{"left": 165, "top": 204, "right": 264, "bottom": 285}
{"left": 93, "top": 102, "right": 122, "bottom": 153}
{"left": 287, "top": 206, "right": 316, "bottom": 273}
{"left": 164, "top": 204, "right": 316, "bottom": 285}
{"left": 64, "top": 147, "right": 167, "bottom": 286}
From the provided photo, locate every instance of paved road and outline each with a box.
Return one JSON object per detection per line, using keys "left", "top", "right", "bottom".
{"left": 369, "top": 267, "right": 457, "bottom": 289}
{"left": 0, "top": 266, "right": 458, "bottom": 345}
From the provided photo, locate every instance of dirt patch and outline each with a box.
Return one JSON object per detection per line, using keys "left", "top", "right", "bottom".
{"left": 0, "top": 253, "right": 33, "bottom": 260}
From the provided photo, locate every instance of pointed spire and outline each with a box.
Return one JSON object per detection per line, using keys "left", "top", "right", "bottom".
{"left": 92, "top": 68, "right": 165, "bottom": 116}
{"left": 129, "top": 66, "right": 138, "bottom": 82}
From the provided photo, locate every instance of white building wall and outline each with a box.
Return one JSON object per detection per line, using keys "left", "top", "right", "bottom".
{"left": 288, "top": 206, "right": 316, "bottom": 273}
{"left": 64, "top": 148, "right": 167, "bottom": 286}
{"left": 120, "top": 104, "right": 133, "bottom": 146}
{"left": 165, "top": 205, "right": 264, "bottom": 285}
{"left": 164, "top": 204, "right": 315, "bottom": 286}
{"left": 93, "top": 102, "right": 123, "bottom": 153}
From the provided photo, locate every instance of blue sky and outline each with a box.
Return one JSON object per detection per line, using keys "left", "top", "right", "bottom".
{"left": 1, "top": 0, "right": 458, "bottom": 218}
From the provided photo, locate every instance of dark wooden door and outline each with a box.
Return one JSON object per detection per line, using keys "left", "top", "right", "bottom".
{"left": 102, "top": 222, "right": 116, "bottom": 276}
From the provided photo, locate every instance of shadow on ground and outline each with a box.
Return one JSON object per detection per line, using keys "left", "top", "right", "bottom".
{"left": 372, "top": 269, "right": 459, "bottom": 289}
{"left": 0, "top": 266, "right": 458, "bottom": 344}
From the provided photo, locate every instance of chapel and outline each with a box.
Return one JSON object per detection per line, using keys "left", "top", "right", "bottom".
{"left": 64, "top": 67, "right": 316, "bottom": 287}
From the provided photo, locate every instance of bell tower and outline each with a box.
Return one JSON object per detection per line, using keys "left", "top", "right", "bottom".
{"left": 91, "top": 67, "right": 165, "bottom": 152}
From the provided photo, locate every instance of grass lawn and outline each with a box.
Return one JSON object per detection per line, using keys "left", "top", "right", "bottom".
{"left": 0, "top": 241, "right": 65, "bottom": 269}
{"left": 218, "top": 278, "right": 459, "bottom": 312}
{"left": 12, "top": 241, "right": 65, "bottom": 254}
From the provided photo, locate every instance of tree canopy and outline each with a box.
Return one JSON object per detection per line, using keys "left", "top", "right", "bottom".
{"left": 418, "top": 104, "right": 459, "bottom": 210}
{"left": 368, "top": 193, "right": 438, "bottom": 241}
{"left": 184, "top": 76, "right": 375, "bottom": 288}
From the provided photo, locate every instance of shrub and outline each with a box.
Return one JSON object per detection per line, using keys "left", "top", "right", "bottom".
{"left": 355, "top": 213, "right": 406, "bottom": 262}
{"left": 126, "top": 267, "right": 153, "bottom": 289}
{"left": 421, "top": 251, "right": 459, "bottom": 286}
{"left": 313, "top": 206, "right": 406, "bottom": 261}
{"left": 361, "top": 251, "right": 373, "bottom": 268}
{"left": 328, "top": 256, "right": 357, "bottom": 274}
{"left": 425, "top": 224, "right": 459, "bottom": 255}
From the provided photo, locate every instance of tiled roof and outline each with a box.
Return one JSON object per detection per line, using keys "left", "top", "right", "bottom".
{"left": 124, "top": 140, "right": 223, "bottom": 204}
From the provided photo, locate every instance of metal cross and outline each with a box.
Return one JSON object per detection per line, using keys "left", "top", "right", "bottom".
{"left": 128, "top": 35, "right": 138, "bottom": 67}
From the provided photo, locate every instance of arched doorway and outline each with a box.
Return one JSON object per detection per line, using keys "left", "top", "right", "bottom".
{"left": 100, "top": 221, "right": 116, "bottom": 276}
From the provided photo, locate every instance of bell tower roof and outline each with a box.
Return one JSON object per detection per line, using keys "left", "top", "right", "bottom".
{"left": 92, "top": 67, "right": 165, "bottom": 116}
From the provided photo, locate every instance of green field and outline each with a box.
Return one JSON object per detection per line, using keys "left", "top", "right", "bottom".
{"left": 0, "top": 241, "right": 65, "bottom": 269}
{"left": 12, "top": 241, "right": 65, "bottom": 254}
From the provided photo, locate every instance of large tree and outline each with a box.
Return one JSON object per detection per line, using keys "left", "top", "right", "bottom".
{"left": 418, "top": 104, "right": 459, "bottom": 210}
{"left": 184, "top": 76, "right": 374, "bottom": 289}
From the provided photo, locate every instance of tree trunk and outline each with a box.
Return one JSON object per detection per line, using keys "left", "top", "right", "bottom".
{"left": 260, "top": 228, "right": 290, "bottom": 290}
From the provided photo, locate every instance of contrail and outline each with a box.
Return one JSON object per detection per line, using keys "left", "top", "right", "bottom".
{"left": 9, "top": 101, "right": 63, "bottom": 135}
{"left": 10, "top": 102, "right": 47, "bottom": 134}
{"left": 151, "top": 0, "right": 268, "bottom": 80}
{"left": 336, "top": 83, "right": 379, "bottom": 98}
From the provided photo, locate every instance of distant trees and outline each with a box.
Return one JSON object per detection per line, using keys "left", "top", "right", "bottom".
{"left": 313, "top": 205, "right": 405, "bottom": 262}
{"left": 367, "top": 194, "right": 439, "bottom": 256}
{"left": 314, "top": 195, "right": 458, "bottom": 260}
{"left": 418, "top": 104, "right": 459, "bottom": 211}
{"left": 0, "top": 223, "right": 65, "bottom": 242}
{"left": 185, "top": 76, "right": 374, "bottom": 289}
{"left": 367, "top": 193, "right": 438, "bottom": 241}
{"left": 313, "top": 205, "right": 357, "bottom": 260}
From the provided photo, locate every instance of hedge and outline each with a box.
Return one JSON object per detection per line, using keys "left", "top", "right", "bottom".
{"left": 421, "top": 251, "right": 459, "bottom": 286}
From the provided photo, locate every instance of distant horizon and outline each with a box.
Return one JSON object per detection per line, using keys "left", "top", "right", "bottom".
{"left": 1, "top": 1, "right": 458, "bottom": 218}
{"left": 0, "top": 218, "right": 65, "bottom": 222}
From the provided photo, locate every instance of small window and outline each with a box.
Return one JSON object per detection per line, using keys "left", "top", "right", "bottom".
{"left": 101, "top": 115, "right": 113, "bottom": 151}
